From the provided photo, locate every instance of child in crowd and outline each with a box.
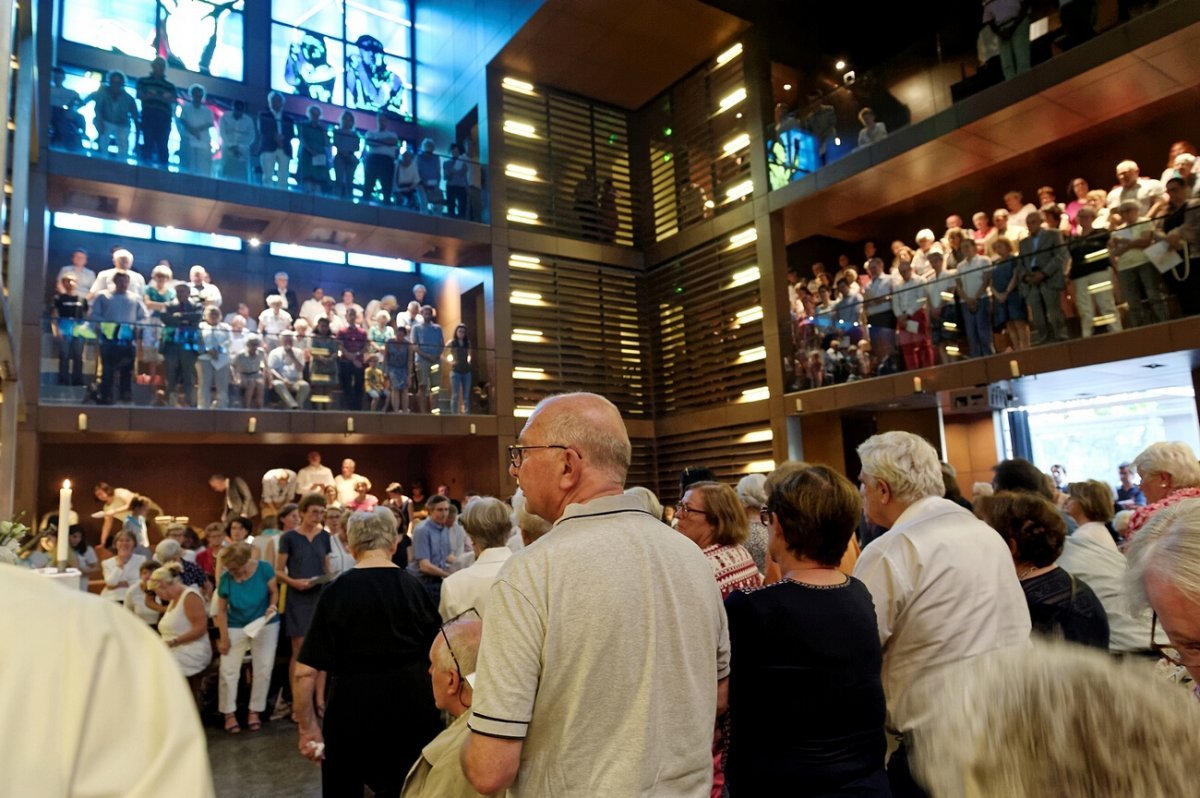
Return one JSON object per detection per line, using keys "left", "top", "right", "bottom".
{"left": 125, "top": 558, "right": 163, "bottom": 626}
{"left": 122, "top": 496, "right": 151, "bottom": 551}
{"left": 365, "top": 354, "right": 386, "bottom": 411}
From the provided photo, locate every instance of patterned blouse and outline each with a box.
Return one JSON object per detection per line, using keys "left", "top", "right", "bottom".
{"left": 702, "top": 543, "right": 763, "bottom": 599}
{"left": 1125, "top": 486, "right": 1200, "bottom": 540}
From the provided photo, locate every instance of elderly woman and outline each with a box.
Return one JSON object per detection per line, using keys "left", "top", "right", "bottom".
{"left": 1127, "top": 498, "right": 1200, "bottom": 697}
{"left": 155, "top": 538, "right": 210, "bottom": 597}
{"left": 676, "top": 481, "right": 763, "bottom": 598}
{"left": 1126, "top": 442, "right": 1200, "bottom": 540}
{"left": 294, "top": 507, "right": 442, "bottom": 796}
{"left": 439, "top": 496, "right": 514, "bottom": 620}
{"left": 977, "top": 491, "right": 1110, "bottom": 649}
{"left": 725, "top": 465, "right": 888, "bottom": 796}
{"left": 100, "top": 529, "right": 145, "bottom": 601}
{"left": 324, "top": 506, "right": 355, "bottom": 575}
{"left": 125, "top": 558, "right": 162, "bottom": 626}
{"left": 1059, "top": 480, "right": 1152, "bottom": 654}
{"left": 735, "top": 474, "right": 771, "bottom": 576}
{"left": 148, "top": 562, "right": 212, "bottom": 677}
{"left": 215, "top": 542, "right": 279, "bottom": 734}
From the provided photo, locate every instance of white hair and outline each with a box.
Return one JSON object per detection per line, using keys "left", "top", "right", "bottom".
{"left": 1131, "top": 441, "right": 1200, "bottom": 488}
{"left": 432, "top": 617, "right": 482, "bottom": 676}
{"left": 856, "top": 431, "right": 944, "bottom": 502}
{"left": 914, "top": 228, "right": 935, "bottom": 243}
{"left": 623, "top": 486, "right": 663, "bottom": 520}
{"left": 460, "top": 496, "right": 512, "bottom": 549}
{"left": 346, "top": 507, "right": 396, "bottom": 554}
{"left": 1125, "top": 497, "right": 1200, "bottom": 612}
{"left": 905, "top": 641, "right": 1200, "bottom": 797}
{"left": 154, "top": 539, "right": 182, "bottom": 562}
{"left": 735, "top": 473, "right": 768, "bottom": 509}
{"left": 1116, "top": 159, "right": 1139, "bottom": 173}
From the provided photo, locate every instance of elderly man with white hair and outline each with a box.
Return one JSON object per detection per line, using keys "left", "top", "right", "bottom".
{"left": 267, "top": 331, "right": 310, "bottom": 409}
{"left": 402, "top": 615, "right": 485, "bottom": 798}
{"left": 462, "top": 392, "right": 731, "bottom": 797}
{"left": 89, "top": 247, "right": 146, "bottom": 300}
{"left": 1107, "top": 159, "right": 1165, "bottom": 215}
{"left": 852, "top": 430, "right": 1030, "bottom": 797}
{"left": 1127, "top": 498, "right": 1200, "bottom": 697}
{"left": 258, "top": 293, "right": 293, "bottom": 351}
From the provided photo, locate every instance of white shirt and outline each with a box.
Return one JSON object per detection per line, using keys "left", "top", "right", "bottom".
{"left": 101, "top": 553, "right": 147, "bottom": 602}
{"left": 1106, "top": 178, "right": 1165, "bottom": 216}
{"left": 956, "top": 255, "right": 992, "bottom": 299}
{"left": 177, "top": 103, "right": 214, "bottom": 148}
{"left": 854, "top": 496, "right": 1031, "bottom": 733}
{"left": 261, "top": 468, "right": 298, "bottom": 507}
{"left": 891, "top": 275, "right": 927, "bottom": 317}
{"left": 924, "top": 268, "right": 958, "bottom": 311}
{"left": 91, "top": 267, "right": 146, "bottom": 299}
{"left": 299, "top": 298, "right": 326, "bottom": 326}
{"left": 0, "top": 566, "right": 215, "bottom": 797}
{"left": 328, "top": 535, "right": 356, "bottom": 575}
{"left": 296, "top": 464, "right": 335, "bottom": 495}
{"left": 438, "top": 546, "right": 513, "bottom": 620}
{"left": 1057, "top": 535, "right": 1151, "bottom": 653}
{"left": 911, "top": 244, "right": 943, "bottom": 278}
{"left": 1007, "top": 202, "right": 1038, "bottom": 230}
{"left": 335, "top": 474, "right": 369, "bottom": 506}
{"left": 190, "top": 281, "right": 222, "bottom": 309}
{"left": 218, "top": 112, "right": 256, "bottom": 151}
{"left": 257, "top": 308, "right": 293, "bottom": 337}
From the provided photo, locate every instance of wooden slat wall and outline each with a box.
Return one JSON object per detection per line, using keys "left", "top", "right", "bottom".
{"left": 648, "top": 234, "right": 766, "bottom": 413}
{"left": 508, "top": 252, "right": 649, "bottom": 417}
{"left": 654, "top": 421, "right": 775, "bottom": 506}
{"left": 641, "top": 44, "right": 752, "bottom": 242}
{"left": 500, "top": 84, "right": 639, "bottom": 246}
{"left": 627, "top": 437, "right": 659, "bottom": 495}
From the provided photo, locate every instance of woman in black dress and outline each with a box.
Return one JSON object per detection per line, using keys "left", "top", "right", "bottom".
{"left": 277, "top": 493, "right": 331, "bottom": 720}
{"left": 976, "top": 491, "right": 1110, "bottom": 650}
{"left": 724, "top": 464, "right": 889, "bottom": 797}
{"left": 295, "top": 506, "right": 442, "bottom": 798}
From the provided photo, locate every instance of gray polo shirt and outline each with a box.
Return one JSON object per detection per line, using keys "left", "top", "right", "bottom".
{"left": 470, "top": 493, "right": 730, "bottom": 796}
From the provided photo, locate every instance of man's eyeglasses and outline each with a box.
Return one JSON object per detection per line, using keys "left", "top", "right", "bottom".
{"left": 440, "top": 608, "right": 482, "bottom": 688}
{"left": 675, "top": 502, "right": 715, "bottom": 523}
{"left": 507, "top": 444, "right": 572, "bottom": 468}
{"left": 1151, "top": 612, "right": 1196, "bottom": 669}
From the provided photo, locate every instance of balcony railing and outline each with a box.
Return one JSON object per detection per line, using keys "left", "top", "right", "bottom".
{"left": 39, "top": 316, "right": 496, "bottom": 416}
{"left": 48, "top": 103, "right": 488, "bottom": 222}
{"left": 781, "top": 204, "right": 1198, "bottom": 392}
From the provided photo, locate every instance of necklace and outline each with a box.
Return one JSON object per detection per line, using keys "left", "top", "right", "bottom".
{"left": 1017, "top": 564, "right": 1050, "bottom": 580}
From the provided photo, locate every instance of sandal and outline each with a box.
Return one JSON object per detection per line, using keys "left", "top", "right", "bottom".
{"left": 224, "top": 715, "right": 241, "bottom": 734}
{"left": 246, "top": 712, "right": 262, "bottom": 732}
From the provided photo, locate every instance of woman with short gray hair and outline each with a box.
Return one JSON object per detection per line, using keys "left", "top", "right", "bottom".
{"left": 439, "top": 497, "right": 515, "bottom": 620}
{"left": 1126, "top": 441, "right": 1200, "bottom": 540}
{"left": 293, "top": 506, "right": 442, "bottom": 795}
{"left": 735, "top": 473, "right": 771, "bottom": 576}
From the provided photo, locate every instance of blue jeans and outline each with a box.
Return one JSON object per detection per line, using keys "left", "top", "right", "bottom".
{"left": 451, "top": 371, "right": 471, "bottom": 414}
{"left": 963, "top": 300, "right": 994, "bottom": 357}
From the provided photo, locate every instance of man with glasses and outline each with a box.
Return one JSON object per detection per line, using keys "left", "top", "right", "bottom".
{"left": 462, "top": 392, "right": 730, "bottom": 797}
{"left": 401, "top": 613, "right": 483, "bottom": 797}
{"left": 407, "top": 495, "right": 454, "bottom": 604}
{"left": 1127, "top": 497, "right": 1200, "bottom": 698}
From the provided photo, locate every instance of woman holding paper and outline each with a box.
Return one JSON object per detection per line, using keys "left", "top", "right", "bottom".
{"left": 215, "top": 542, "right": 280, "bottom": 734}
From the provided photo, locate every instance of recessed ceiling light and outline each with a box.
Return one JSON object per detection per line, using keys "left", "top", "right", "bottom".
{"left": 783, "top": 83, "right": 792, "bottom": 90}
{"left": 835, "top": 60, "right": 846, "bottom": 70}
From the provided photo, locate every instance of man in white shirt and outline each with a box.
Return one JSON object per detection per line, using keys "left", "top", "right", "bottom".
{"left": 954, "top": 238, "right": 994, "bottom": 357}
{"left": 1106, "top": 159, "right": 1165, "bottom": 216}
{"left": 891, "top": 260, "right": 932, "bottom": 370}
{"left": 188, "top": 265, "right": 222, "bottom": 309}
{"left": 218, "top": 99, "right": 256, "bottom": 182}
{"left": 267, "top": 331, "right": 309, "bottom": 409}
{"left": 462, "top": 393, "right": 729, "bottom": 797}
{"left": 922, "top": 251, "right": 958, "bottom": 363}
{"left": 853, "top": 431, "right": 1030, "bottom": 795}
{"left": 298, "top": 287, "right": 326, "bottom": 327}
{"left": 334, "top": 459, "right": 370, "bottom": 506}
{"left": 438, "top": 497, "right": 513, "bottom": 620}
{"left": 90, "top": 248, "right": 146, "bottom": 300}
{"left": 296, "top": 451, "right": 334, "bottom": 496}
{"left": 258, "top": 294, "right": 293, "bottom": 350}
{"left": 261, "top": 467, "right": 298, "bottom": 524}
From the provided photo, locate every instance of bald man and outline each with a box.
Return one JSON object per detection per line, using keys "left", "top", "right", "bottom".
{"left": 461, "top": 392, "right": 730, "bottom": 796}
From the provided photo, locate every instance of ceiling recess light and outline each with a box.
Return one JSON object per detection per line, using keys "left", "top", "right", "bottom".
{"left": 728, "top": 227, "right": 758, "bottom": 249}
{"left": 718, "top": 87, "right": 747, "bottom": 112}
{"left": 782, "top": 83, "right": 792, "bottom": 90}
{"left": 503, "top": 119, "right": 537, "bottom": 138}
{"left": 836, "top": 60, "right": 846, "bottom": 70}
{"left": 722, "top": 133, "right": 751, "bottom": 155}
{"left": 248, "top": 237, "right": 261, "bottom": 247}
{"left": 505, "top": 163, "right": 538, "bottom": 181}
{"left": 726, "top": 179, "right": 754, "bottom": 201}
{"left": 501, "top": 76, "right": 536, "bottom": 95}
{"left": 507, "top": 208, "right": 539, "bottom": 224}
{"left": 715, "top": 43, "right": 743, "bottom": 67}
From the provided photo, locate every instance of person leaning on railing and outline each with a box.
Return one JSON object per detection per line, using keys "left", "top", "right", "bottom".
{"left": 1160, "top": 177, "right": 1200, "bottom": 317}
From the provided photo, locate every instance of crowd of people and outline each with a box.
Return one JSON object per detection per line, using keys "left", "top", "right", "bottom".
{"left": 12, "top": 392, "right": 1200, "bottom": 796}
{"left": 51, "top": 252, "right": 480, "bottom": 413}
{"left": 48, "top": 59, "right": 484, "bottom": 219}
{"left": 785, "top": 148, "right": 1200, "bottom": 390}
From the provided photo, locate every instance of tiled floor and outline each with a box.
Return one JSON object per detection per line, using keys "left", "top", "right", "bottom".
{"left": 207, "top": 720, "right": 321, "bottom": 797}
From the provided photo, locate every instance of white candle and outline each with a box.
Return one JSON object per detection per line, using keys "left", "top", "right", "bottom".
{"left": 247, "top": 416, "right": 257, "bottom": 434}
{"left": 346, "top": 417, "right": 355, "bottom": 434}
{"left": 1009, "top": 359, "right": 1020, "bottom": 378}
{"left": 57, "top": 480, "right": 72, "bottom": 568}
{"left": 913, "top": 376, "right": 923, "bottom": 393}
{"left": 77, "top": 413, "right": 87, "bottom": 432}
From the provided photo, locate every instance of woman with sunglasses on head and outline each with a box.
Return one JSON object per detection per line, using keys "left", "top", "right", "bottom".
{"left": 293, "top": 506, "right": 442, "bottom": 797}
{"left": 724, "top": 465, "right": 889, "bottom": 797}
